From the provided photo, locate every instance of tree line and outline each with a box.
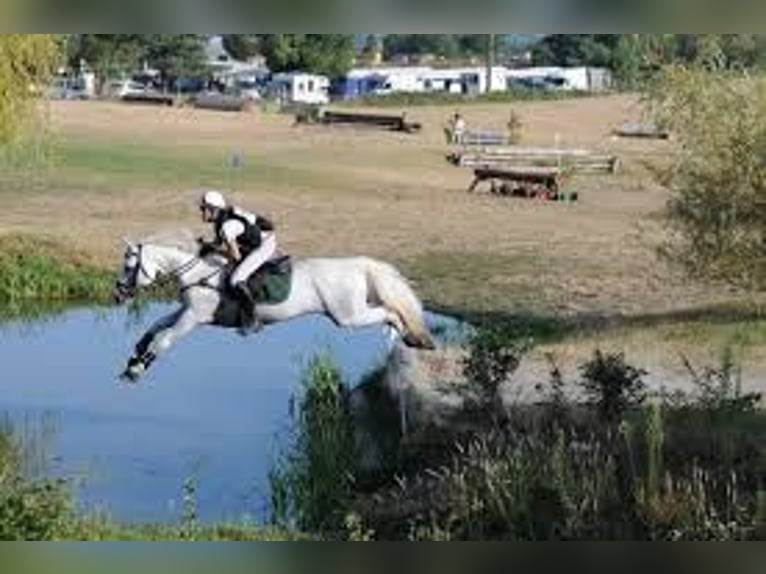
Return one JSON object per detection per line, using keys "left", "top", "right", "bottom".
{"left": 533, "top": 35, "right": 766, "bottom": 84}
{"left": 65, "top": 35, "right": 358, "bottom": 84}
{"left": 62, "top": 34, "right": 537, "bottom": 84}
{"left": 64, "top": 35, "right": 766, "bottom": 88}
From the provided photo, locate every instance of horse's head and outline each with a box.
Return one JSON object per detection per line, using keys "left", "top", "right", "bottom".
{"left": 114, "top": 240, "right": 162, "bottom": 305}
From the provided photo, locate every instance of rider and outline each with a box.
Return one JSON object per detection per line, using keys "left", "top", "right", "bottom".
{"left": 198, "top": 190, "right": 276, "bottom": 334}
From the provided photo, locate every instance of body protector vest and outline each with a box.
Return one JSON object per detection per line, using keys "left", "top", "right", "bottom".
{"left": 215, "top": 207, "right": 271, "bottom": 256}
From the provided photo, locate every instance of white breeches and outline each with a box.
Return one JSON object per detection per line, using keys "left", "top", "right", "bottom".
{"left": 230, "top": 233, "right": 277, "bottom": 286}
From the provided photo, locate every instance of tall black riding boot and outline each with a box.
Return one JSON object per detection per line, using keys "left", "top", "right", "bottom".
{"left": 233, "top": 282, "right": 261, "bottom": 335}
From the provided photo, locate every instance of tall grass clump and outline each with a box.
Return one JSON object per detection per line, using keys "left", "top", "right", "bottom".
{"left": 0, "top": 235, "right": 113, "bottom": 308}
{"left": 270, "top": 356, "right": 357, "bottom": 535}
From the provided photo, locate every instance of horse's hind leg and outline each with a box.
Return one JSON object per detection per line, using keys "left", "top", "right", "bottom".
{"left": 329, "top": 300, "right": 406, "bottom": 337}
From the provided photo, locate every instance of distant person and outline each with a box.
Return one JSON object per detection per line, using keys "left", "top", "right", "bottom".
{"left": 198, "top": 190, "right": 276, "bottom": 335}
{"left": 451, "top": 112, "right": 467, "bottom": 145}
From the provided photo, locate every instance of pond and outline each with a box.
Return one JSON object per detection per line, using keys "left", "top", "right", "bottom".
{"left": 0, "top": 303, "right": 457, "bottom": 524}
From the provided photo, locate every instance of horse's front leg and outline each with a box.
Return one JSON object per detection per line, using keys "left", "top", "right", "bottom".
{"left": 120, "top": 308, "right": 201, "bottom": 383}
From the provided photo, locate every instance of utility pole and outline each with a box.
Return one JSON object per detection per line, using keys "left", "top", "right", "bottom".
{"left": 486, "top": 33, "right": 496, "bottom": 94}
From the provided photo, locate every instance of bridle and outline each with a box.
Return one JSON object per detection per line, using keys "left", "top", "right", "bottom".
{"left": 116, "top": 244, "right": 212, "bottom": 300}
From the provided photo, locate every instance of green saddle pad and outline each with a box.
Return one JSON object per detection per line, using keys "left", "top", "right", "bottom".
{"left": 246, "top": 257, "right": 293, "bottom": 305}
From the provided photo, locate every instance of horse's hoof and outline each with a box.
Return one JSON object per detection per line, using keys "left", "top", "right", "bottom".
{"left": 403, "top": 333, "right": 437, "bottom": 351}
{"left": 120, "top": 363, "right": 145, "bottom": 384}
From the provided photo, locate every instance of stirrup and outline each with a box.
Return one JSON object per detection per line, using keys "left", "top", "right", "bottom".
{"left": 238, "top": 316, "right": 263, "bottom": 337}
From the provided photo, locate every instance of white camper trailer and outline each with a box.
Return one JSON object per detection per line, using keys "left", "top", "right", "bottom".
{"left": 269, "top": 73, "right": 330, "bottom": 105}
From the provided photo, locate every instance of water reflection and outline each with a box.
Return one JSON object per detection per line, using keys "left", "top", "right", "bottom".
{"left": 0, "top": 303, "right": 457, "bottom": 523}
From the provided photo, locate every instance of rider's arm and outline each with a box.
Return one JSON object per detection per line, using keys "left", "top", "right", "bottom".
{"left": 221, "top": 220, "right": 245, "bottom": 262}
{"left": 226, "top": 239, "right": 243, "bottom": 262}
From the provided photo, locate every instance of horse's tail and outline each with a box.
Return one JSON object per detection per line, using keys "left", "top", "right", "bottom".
{"left": 366, "top": 260, "right": 436, "bottom": 350}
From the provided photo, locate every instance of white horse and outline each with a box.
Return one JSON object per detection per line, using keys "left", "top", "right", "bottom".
{"left": 113, "top": 235, "right": 436, "bottom": 382}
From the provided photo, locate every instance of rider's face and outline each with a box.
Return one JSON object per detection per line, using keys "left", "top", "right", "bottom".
{"left": 200, "top": 206, "right": 216, "bottom": 223}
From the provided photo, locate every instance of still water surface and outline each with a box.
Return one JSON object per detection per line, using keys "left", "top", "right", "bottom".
{"left": 0, "top": 303, "right": 440, "bottom": 523}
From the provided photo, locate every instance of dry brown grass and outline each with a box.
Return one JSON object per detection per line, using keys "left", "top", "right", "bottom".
{"left": 0, "top": 96, "right": 751, "bottom": 329}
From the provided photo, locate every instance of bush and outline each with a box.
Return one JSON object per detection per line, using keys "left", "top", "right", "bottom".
{"left": 0, "top": 422, "right": 73, "bottom": 541}
{"left": 0, "top": 36, "right": 60, "bottom": 144}
{"left": 270, "top": 356, "right": 357, "bottom": 534}
{"left": 0, "top": 478, "right": 72, "bottom": 540}
{"left": 462, "top": 323, "right": 532, "bottom": 413}
{"left": 579, "top": 351, "right": 648, "bottom": 424}
{"left": 646, "top": 66, "right": 766, "bottom": 288}
{"left": 352, "top": 346, "right": 765, "bottom": 540}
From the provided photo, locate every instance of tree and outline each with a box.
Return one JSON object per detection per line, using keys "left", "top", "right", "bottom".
{"left": 383, "top": 35, "right": 459, "bottom": 60}
{"left": 257, "top": 35, "right": 355, "bottom": 77}
{"left": 456, "top": 35, "right": 489, "bottom": 57}
{"left": 66, "top": 35, "right": 208, "bottom": 87}
{"left": 66, "top": 34, "right": 145, "bottom": 77}
{"left": 0, "top": 35, "right": 60, "bottom": 144}
{"left": 647, "top": 66, "right": 766, "bottom": 288}
{"left": 298, "top": 35, "right": 357, "bottom": 78}
{"left": 532, "top": 35, "right": 620, "bottom": 68}
{"left": 221, "top": 35, "right": 261, "bottom": 62}
{"left": 360, "top": 34, "right": 382, "bottom": 64}
{"left": 141, "top": 35, "right": 208, "bottom": 86}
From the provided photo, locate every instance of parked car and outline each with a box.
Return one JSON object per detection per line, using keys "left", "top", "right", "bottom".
{"left": 104, "top": 80, "right": 150, "bottom": 99}
{"left": 509, "top": 76, "right": 569, "bottom": 91}
{"left": 46, "top": 77, "right": 89, "bottom": 100}
{"left": 234, "top": 80, "right": 263, "bottom": 101}
{"left": 172, "top": 77, "right": 208, "bottom": 95}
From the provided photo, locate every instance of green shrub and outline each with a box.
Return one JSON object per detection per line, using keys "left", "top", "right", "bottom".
{"left": 352, "top": 344, "right": 765, "bottom": 540}
{"left": 579, "top": 351, "right": 648, "bottom": 424}
{"left": 646, "top": 66, "right": 766, "bottom": 288}
{"left": 0, "top": 477, "right": 72, "bottom": 540}
{"left": 270, "top": 356, "right": 357, "bottom": 534}
{"left": 462, "top": 323, "right": 532, "bottom": 408}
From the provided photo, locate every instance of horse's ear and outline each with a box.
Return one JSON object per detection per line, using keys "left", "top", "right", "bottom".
{"left": 122, "top": 237, "right": 135, "bottom": 251}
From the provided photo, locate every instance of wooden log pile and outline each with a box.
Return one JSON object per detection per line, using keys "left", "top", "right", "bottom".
{"left": 321, "top": 110, "right": 422, "bottom": 133}
{"left": 615, "top": 122, "right": 670, "bottom": 140}
{"left": 192, "top": 93, "right": 253, "bottom": 112}
{"left": 121, "top": 92, "right": 177, "bottom": 107}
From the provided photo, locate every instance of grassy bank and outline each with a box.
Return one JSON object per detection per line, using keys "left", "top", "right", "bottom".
{"left": 64, "top": 518, "right": 310, "bottom": 541}
{"left": 0, "top": 234, "right": 113, "bottom": 317}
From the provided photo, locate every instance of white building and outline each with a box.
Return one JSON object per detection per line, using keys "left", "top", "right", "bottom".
{"left": 422, "top": 67, "right": 510, "bottom": 94}
{"left": 269, "top": 72, "right": 330, "bottom": 105}
{"left": 506, "top": 67, "right": 613, "bottom": 92}
{"left": 351, "top": 66, "right": 432, "bottom": 95}
{"left": 339, "top": 66, "right": 509, "bottom": 98}
{"left": 340, "top": 65, "right": 612, "bottom": 98}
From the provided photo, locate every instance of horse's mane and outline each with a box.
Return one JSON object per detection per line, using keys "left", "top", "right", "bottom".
{"left": 140, "top": 229, "right": 229, "bottom": 268}
{"left": 140, "top": 229, "right": 199, "bottom": 255}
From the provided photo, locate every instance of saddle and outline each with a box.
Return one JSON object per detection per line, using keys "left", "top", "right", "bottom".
{"left": 229, "top": 255, "right": 293, "bottom": 305}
